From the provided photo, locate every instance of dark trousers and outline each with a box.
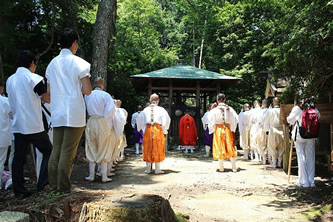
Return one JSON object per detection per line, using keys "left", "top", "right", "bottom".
{"left": 13, "top": 131, "right": 52, "bottom": 197}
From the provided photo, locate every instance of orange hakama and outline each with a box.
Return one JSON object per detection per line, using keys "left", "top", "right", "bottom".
{"left": 212, "top": 123, "right": 237, "bottom": 160}
{"left": 142, "top": 123, "right": 166, "bottom": 163}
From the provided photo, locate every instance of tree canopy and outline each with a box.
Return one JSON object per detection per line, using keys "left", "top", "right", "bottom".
{"left": 1, "top": 0, "right": 332, "bottom": 112}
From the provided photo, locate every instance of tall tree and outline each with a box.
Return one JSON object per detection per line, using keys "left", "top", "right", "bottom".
{"left": 91, "top": 0, "right": 117, "bottom": 90}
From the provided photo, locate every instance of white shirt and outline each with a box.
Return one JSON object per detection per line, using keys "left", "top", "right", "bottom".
{"left": 286, "top": 106, "right": 320, "bottom": 141}
{"left": 131, "top": 111, "right": 141, "bottom": 128}
{"left": 0, "top": 96, "right": 12, "bottom": 147}
{"left": 208, "top": 103, "right": 239, "bottom": 134}
{"left": 238, "top": 110, "right": 250, "bottom": 133}
{"left": 85, "top": 88, "right": 115, "bottom": 130}
{"left": 136, "top": 104, "right": 171, "bottom": 135}
{"left": 201, "top": 111, "right": 209, "bottom": 130}
{"left": 263, "top": 106, "right": 282, "bottom": 132}
{"left": 46, "top": 49, "right": 91, "bottom": 127}
{"left": 6, "top": 67, "right": 44, "bottom": 134}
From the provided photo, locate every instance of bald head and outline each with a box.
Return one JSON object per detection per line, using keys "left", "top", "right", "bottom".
{"left": 150, "top": 93, "right": 159, "bottom": 104}
{"left": 273, "top": 97, "right": 280, "bottom": 106}
{"left": 216, "top": 93, "right": 226, "bottom": 103}
{"left": 93, "top": 77, "right": 104, "bottom": 89}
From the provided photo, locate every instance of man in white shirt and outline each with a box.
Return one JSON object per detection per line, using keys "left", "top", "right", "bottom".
{"left": 6, "top": 50, "right": 52, "bottom": 200}
{"left": 256, "top": 100, "right": 269, "bottom": 164}
{"left": 46, "top": 28, "right": 92, "bottom": 194}
{"left": 137, "top": 94, "right": 171, "bottom": 174}
{"left": 131, "top": 105, "right": 143, "bottom": 155}
{"left": 84, "top": 77, "right": 115, "bottom": 183}
{"left": 0, "top": 81, "right": 12, "bottom": 190}
{"left": 208, "top": 93, "right": 239, "bottom": 172}
{"left": 264, "top": 97, "right": 284, "bottom": 168}
{"left": 249, "top": 100, "right": 261, "bottom": 161}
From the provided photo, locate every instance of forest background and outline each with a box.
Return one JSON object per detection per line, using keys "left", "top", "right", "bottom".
{"left": 0, "top": 0, "right": 332, "bottom": 117}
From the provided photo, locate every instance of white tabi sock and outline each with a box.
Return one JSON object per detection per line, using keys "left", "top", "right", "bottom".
{"left": 85, "top": 162, "right": 96, "bottom": 182}
{"left": 145, "top": 162, "right": 152, "bottom": 174}
{"left": 135, "top": 143, "right": 139, "bottom": 154}
{"left": 155, "top": 162, "right": 164, "bottom": 174}
{"left": 101, "top": 163, "right": 112, "bottom": 182}
{"left": 218, "top": 159, "right": 224, "bottom": 172}
{"left": 230, "top": 157, "right": 237, "bottom": 172}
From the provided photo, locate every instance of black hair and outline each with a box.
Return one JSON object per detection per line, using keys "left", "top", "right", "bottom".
{"left": 17, "top": 50, "right": 37, "bottom": 69}
{"left": 217, "top": 93, "right": 226, "bottom": 102}
{"left": 58, "top": 28, "right": 79, "bottom": 49}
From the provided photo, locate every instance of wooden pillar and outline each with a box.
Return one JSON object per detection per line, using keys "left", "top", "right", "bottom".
{"left": 169, "top": 79, "right": 173, "bottom": 113}
{"left": 148, "top": 79, "right": 152, "bottom": 96}
{"left": 329, "top": 92, "right": 333, "bottom": 167}
{"left": 196, "top": 80, "right": 200, "bottom": 108}
{"left": 216, "top": 81, "right": 221, "bottom": 94}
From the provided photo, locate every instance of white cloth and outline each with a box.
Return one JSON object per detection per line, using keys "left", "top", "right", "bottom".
{"left": 208, "top": 103, "right": 238, "bottom": 134}
{"left": 201, "top": 111, "right": 209, "bottom": 130}
{"left": 113, "top": 111, "right": 126, "bottom": 139}
{"left": 46, "top": 48, "right": 91, "bottom": 127}
{"left": 249, "top": 106, "right": 261, "bottom": 150}
{"left": 0, "top": 96, "right": 11, "bottom": 147}
{"left": 131, "top": 111, "right": 140, "bottom": 128}
{"left": 85, "top": 88, "right": 115, "bottom": 129}
{"left": 264, "top": 106, "right": 284, "bottom": 158}
{"left": 0, "top": 146, "right": 9, "bottom": 181}
{"left": 6, "top": 67, "right": 44, "bottom": 134}
{"left": 255, "top": 108, "right": 269, "bottom": 155}
{"left": 287, "top": 105, "right": 320, "bottom": 187}
{"left": 238, "top": 110, "right": 250, "bottom": 150}
{"left": 136, "top": 104, "right": 171, "bottom": 135}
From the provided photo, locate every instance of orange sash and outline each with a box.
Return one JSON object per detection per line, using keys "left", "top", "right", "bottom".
{"left": 142, "top": 124, "right": 166, "bottom": 163}
{"left": 212, "top": 123, "right": 237, "bottom": 160}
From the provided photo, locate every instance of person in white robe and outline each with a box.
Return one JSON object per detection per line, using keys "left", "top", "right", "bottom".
{"left": 114, "top": 100, "right": 128, "bottom": 161}
{"left": 201, "top": 104, "right": 214, "bottom": 157}
{"left": 84, "top": 77, "right": 115, "bottom": 183}
{"left": 136, "top": 94, "right": 171, "bottom": 174}
{"left": 208, "top": 93, "right": 239, "bottom": 172}
{"left": 264, "top": 97, "right": 284, "bottom": 168}
{"left": 238, "top": 103, "right": 250, "bottom": 160}
{"left": 249, "top": 100, "right": 261, "bottom": 161}
{"left": 255, "top": 100, "right": 269, "bottom": 164}
{"left": 287, "top": 103, "right": 320, "bottom": 188}
{"left": 131, "top": 105, "right": 143, "bottom": 155}
{"left": 0, "top": 90, "right": 12, "bottom": 189}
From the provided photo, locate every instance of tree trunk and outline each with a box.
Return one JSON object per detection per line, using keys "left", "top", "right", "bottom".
{"left": 198, "top": 17, "right": 207, "bottom": 69}
{"left": 91, "top": 0, "right": 117, "bottom": 91}
{"left": 191, "top": 27, "right": 196, "bottom": 66}
{"left": 0, "top": 7, "right": 4, "bottom": 86}
{"left": 79, "top": 193, "right": 177, "bottom": 222}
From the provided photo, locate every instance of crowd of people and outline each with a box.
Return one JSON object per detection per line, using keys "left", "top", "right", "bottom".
{"left": 0, "top": 27, "right": 328, "bottom": 201}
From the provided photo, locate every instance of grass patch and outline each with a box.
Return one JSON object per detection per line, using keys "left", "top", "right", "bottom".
{"left": 302, "top": 203, "right": 332, "bottom": 221}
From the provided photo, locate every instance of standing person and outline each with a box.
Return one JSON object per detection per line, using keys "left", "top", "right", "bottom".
{"left": 179, "top": 110, "right": 198, "bottom": 154}
{"left": 6, "top": 50, "right": 52, "bottom": 199}
{"left": 131, "top": 105, "right": 143, "bottom": 155}
{"left": 249, "top": 100, "right": 261, "bottom": 161}
{"left": 256, "top": 100, "right": 269, "bottom": 164}
{"left": 264, "top": 97, "right": 284, "bottom": 168}
{"left": 136, "top": 93, "right": 171, "bottom": 174}
{"left": 84, "top": 77, "right": 115, "bottom": 183}
{"left": 0, "top": 81, "right": 12, "bottom": 189}
{"left": 114, "top": 99, "right": 128, "bottom": 160}
{"left": 208, "top": 93, "right": 239, "bottom": 172}
{"left": 238, "top": 103, "right": 250, "bottom": 160}
{"left": 287, "top": 102, "right": 320, "bottom": 188}
{"left": 201, "top": 104, "right": 214, "bottom": 157}
{"left": 46, "top": 28, "right": 92, "bottom": 194}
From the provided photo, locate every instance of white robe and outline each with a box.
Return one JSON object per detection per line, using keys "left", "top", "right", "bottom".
{"left": 263, "top": 106, "right": 284, "bottom": 158}
{"left": 208, "top": 103, "right": 238, "bottom": 134}
{"left": 136, "top": 104, "right": 171, "bottom": 135}
{"left": 238, "top": 110, "right": 251, "bottom": 151}
{"left": 249, "top": 106, "right": 261, "bottom": 150}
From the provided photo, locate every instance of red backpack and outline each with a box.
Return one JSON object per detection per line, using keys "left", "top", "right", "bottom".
{"left": 298, "top": 108, "right": 320, "bottom": 139}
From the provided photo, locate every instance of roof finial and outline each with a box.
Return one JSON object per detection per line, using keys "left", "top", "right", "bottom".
{"left": 176, "top": 55, "right": 186, "bottom": 66}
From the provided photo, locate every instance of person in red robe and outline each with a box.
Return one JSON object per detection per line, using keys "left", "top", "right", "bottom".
{"left": 179, "top": 110, "right": 198, "bottom": 153}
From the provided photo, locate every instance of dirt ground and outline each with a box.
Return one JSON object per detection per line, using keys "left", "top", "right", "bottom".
{"left": 1, "top": 145, "right": 332, "bottom": 221}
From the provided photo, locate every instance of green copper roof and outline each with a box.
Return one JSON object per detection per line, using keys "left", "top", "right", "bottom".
{"left": 130, "top": 65, "right": 240, "bottom": 80}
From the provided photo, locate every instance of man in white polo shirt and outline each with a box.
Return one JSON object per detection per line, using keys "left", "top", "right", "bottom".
{"left": 46, "top": 28, "right": 92, "bottom": 194}
{"left": 6, "top": 50, "right": 52, "bottom": 200}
